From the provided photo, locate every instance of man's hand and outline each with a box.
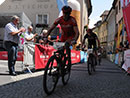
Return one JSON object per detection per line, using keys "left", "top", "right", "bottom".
{"left": 71, "top": 39, "right": 76, "bottom": 45}
{"left": 18, "top": 27, "right": 25, "bottom": 36}
{"left": 20, "top": 27, "right": 26, "bottom": 32}
{"left": 34, "top": 33, "right": 38, "bottom": 37}
{"left": 98, "top": 43, "right": 100, "bottom": 48}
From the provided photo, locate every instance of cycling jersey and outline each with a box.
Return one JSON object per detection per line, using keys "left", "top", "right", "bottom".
{"left": 84, "top": 32, "right": 98, "bottom": 49}
{"left": 54, "top": 16, "right": 77, "bottom": 42}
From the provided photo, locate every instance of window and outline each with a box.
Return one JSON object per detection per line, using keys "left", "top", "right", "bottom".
{"left": 37, "top": 15, "right": 42, "bottom": 24}
{"left": 43, "top": 15, "right": 48, "bottom": 24}
{"left": 37, "top": 0, "right": 49, "bottom": 2}
{"left": 12, "top": 0, "right": 22, "bottom": 1}
{"left": 36, "top": 14, "right": 49, "bottom": 24}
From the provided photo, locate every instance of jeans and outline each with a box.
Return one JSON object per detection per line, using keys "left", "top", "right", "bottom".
{"left": 4, "top": 41, "right": 18, "bottom": 73}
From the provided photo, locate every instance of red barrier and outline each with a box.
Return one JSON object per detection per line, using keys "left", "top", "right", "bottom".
{"left": 0, "top": 51, "right": 23, "bottom": 61}
{"left": 35, "top": 45, "right": 81, "bottom": 69}
{"left": 35, "top": 45, "right": 56, "bottom": 69}
{"left": 71, "top": 50, "right": 81, "bottom": 64}
{"left": 0, "top": 45, "right": 81, "bottom": 69}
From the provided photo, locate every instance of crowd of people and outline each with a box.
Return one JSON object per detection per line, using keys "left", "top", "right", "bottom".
{"left": 3, "top": 15, "right": 54, "bottom": 76}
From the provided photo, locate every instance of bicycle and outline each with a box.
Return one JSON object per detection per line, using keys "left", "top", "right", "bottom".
{"left": 98, "top": 52, "right": 102, "bottom": 65}
{"left": 43, "top": 41, "right": 74, "bottom": 95}
{"left": 87, "top": 48, "right": 96, "bottom": 75}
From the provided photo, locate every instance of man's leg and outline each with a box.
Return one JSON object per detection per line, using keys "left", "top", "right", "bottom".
{"left": 4, "top": 41, "right": 13, "bottom": 74}
{"left": 93, "top": 46, "right": 98, "bottom": 65}
{"left": 4, "top": 41, "right": 18, "bottom": 75}
{"left": 8, "top": 46, "right": 18, "bottom": 74}
{"left": 65, "top": 42, "right": 71, "bottom": 66}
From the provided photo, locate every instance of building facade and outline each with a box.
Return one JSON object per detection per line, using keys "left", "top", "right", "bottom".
{"left": 0, "top": 0, "right": 92, "bottom": 44}
{"left": 93, "top": 11, "right": 109, "bottom": 57}
{"left": 113, "top": 0, "right": 126, "bottom": 49}
{"left": 106, "top": 8, "right": 116, "bottom": 53}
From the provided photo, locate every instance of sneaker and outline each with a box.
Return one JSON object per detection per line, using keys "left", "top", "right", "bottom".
{"left": 9, "top": 72, "right": 17, "bottom": 76}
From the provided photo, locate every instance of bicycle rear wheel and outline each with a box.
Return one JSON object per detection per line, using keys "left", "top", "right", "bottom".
{"left": 98, "top": 55, "right": 101, "bottom": 65}
{"left": 43, "top": 56, "right": 59, "bottom": 95}
{"left": 62, "top": 57, "right": 71, "bottom": 85}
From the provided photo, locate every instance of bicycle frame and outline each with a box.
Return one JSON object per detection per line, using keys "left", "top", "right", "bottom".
{"left": 43, "top": 42, "right": 71, "bottom": 95}
{"left": 53, "top": 47, "right": 67, "bottom": 75}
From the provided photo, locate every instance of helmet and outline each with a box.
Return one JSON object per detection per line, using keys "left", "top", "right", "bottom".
{"left": 62, "top": 5, "right": 72, "bottom": 14}
{"left": 87, "top": 29, "right": 92, "bottom": 33}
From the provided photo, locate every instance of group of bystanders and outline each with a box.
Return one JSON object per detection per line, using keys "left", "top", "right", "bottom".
{"left": 3, "top": 15, "right": 51, "bottom": 76}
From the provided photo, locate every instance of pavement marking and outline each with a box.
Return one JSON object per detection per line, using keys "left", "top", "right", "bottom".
{"left": 11, "top": 71, "right": 44, "bottom": 82}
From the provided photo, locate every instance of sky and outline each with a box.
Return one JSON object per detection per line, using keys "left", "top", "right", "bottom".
{"left": 0, "top": 0, "right": 5, "bottom": 5}
{"left": 89, "top": 0, "right": 114, "bottom": 28}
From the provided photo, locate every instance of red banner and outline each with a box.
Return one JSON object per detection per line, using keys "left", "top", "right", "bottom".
{"left": 71, "top": 50, "right": 81, "bottom": 64}
{"left": 0, "top": 51, "right": 23, "bottom": 61}
{"left": 35, "top": 45, "right": 81, "bottom": 69}
{"left": 121, "top": 0, "right": 130, "bottom": 43}
{"left": 35, "top": 45, "right": 56, "bottom": 69}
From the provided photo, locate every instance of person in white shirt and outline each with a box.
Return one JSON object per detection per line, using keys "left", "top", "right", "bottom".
{"left": 25, "top": 26, "right": 37, "bottom": 43}
{"left": 4, "top": 15, "right": 25, "bottom": 76}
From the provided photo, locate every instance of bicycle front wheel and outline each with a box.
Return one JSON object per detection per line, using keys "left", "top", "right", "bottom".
{"left": 62, "top": 57, "right": 71, "bottom": 85}
{"left": 87, "top": 57, "right": 94, "bottom": 75}
{"left": 43, "top": 55, "right": 59, "bottom": 95}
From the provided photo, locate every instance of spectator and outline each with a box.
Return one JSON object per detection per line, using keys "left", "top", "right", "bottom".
{"left": 47, "top": 35, "right": 54, "bottom": 45}
{"left": 118, "top": 42, "right": 124, "bottom": 52}
{"left": 25, "top": 26, "right": 37, "bottom": 43}
{"left": 124, "top": 40, "right": 129, "bottom": 50}
{"left": 76, "top": 42, "right": 82, "bottom": 50}
{"left": 4, "top": 15, "right": 25, "bottom": 76}
{"left": 36, "top": 29, "right": 48, "bottom": 44}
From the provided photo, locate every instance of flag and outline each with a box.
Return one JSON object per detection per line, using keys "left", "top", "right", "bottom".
{"left": 56, "top": 0, "right": 68, "bottom": 17}
{"left": 120, "top": 0, "right": 130, "bottom": 44}
{"left": 116, "top": 23, "right": 122, "bottom": 48}
{"left": 122, "top": 23, "right": 125, "bottom": 36}
{"left": 56, "top": 0, "right": 68, "bottom": 12}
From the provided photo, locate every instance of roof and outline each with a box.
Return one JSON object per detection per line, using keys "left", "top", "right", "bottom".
{"left": 112, "top": 0, "right": 118, "bottom": 9}
{"left": 100, "top": 10, "right": 109, "bottom": 17}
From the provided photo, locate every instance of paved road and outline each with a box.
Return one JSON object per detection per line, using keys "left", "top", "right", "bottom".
{"left": 0, "top": 59, "right": 130, "bottom": 98}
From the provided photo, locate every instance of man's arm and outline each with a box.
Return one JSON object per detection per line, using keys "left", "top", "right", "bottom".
{"left": 25, "top": 33, "right": 37, "bottom": 41}
{"left": 96, "top": 37, "right": 100, "bottom": 47}
{"left": 46, "top": 24, "right": 57, "bottom": 37}
{"left": 11, "top": 27, "right": 25, "bottom": 35}
{"left": 73, "top": 26, "right": 79, "bottom": 41}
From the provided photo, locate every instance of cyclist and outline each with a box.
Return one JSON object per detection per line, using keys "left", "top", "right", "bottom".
{"left": 46, "top": 5, "right": 79, "bottom": 66}
{"left": 82, "top": 28, "right": 100, "bottom": 65}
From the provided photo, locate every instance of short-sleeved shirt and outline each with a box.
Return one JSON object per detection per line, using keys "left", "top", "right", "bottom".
{"left": 4, "top": 22, "right": 19, "bottom": 44}
{"left": 25, "top": 32, "right": 34, "bottom": 43}
{"left": 54, "top": 16, "right": 77, "bottom": 42}
{"left": 84, "top": 33, "right": 98, "bottom": 48}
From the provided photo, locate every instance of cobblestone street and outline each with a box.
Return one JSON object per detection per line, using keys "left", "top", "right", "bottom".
{"left": 0, "top": 59, "right": 130, "bottom": 98}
